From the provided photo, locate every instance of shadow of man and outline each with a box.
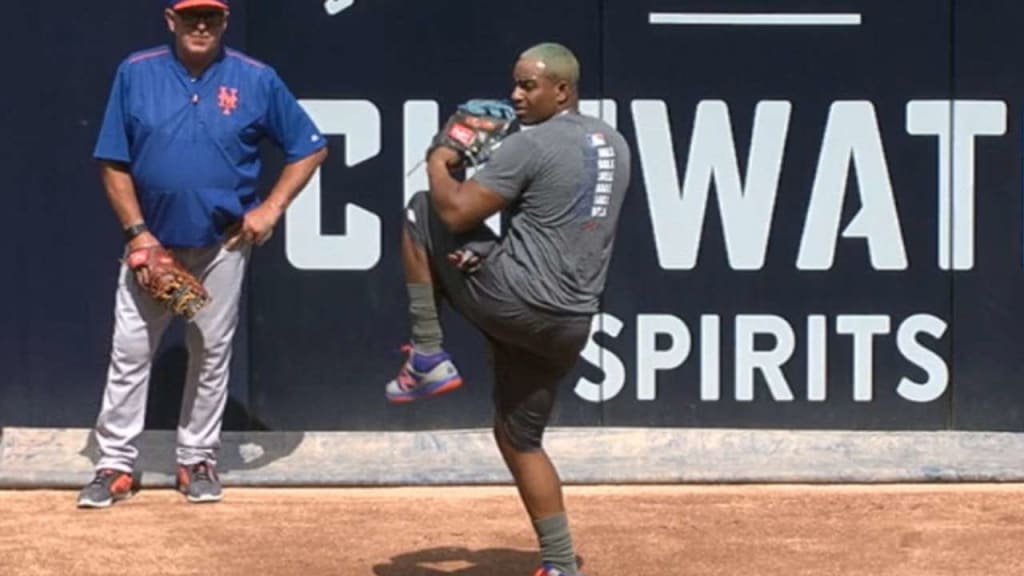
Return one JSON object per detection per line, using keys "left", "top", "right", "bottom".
{"left": 373, "top": 546, "right": 541, "bottom": 576}
{"left": 78, "top": 343, "right": 304, "bottom": 477}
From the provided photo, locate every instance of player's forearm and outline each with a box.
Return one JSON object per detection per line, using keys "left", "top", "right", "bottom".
{"left": 428, "top": 159, "right": 507, "bottom": 234}
{"left": 427, "top": 157, "right": 461, "bottom": 219}
{"left": 100, "top": 161, "right": 145, "bottom": 229}
{"left": 263, "top": 147, "right": 328, "bottom": 213}
{"left": 428, "top": 157, "right": 486, "bottom": 234}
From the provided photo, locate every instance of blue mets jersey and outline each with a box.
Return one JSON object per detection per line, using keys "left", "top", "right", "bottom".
{"left": 94, "top": 45, "right": 326, "bottom": 247}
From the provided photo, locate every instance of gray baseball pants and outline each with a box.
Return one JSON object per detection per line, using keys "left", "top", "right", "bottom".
{"left": 92, "top": 244, "right": 249, "bottom": 472}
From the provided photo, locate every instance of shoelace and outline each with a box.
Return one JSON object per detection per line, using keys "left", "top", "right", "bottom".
{"left": 190, "top": 463, "right": 214, "bottom": 483}
{"left": 396, "top": 345, "right": 419, "bottom": 392}
{"left": 89, "top": 470, "right": 117, "bottom": 487}
{"left": 400, "top": 370, "right": 420, "bottom": 392}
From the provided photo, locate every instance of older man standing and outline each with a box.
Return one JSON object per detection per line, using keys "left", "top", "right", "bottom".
{"left": 78, "top": 0, "right": 327, "bottom": 508}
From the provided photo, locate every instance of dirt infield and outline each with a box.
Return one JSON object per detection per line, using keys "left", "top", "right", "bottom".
{"left": 1, "top": 484, "right": 1023, "bottom": 576}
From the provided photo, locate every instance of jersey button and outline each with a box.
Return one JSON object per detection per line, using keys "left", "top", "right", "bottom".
{"left": 191, "top": 94, "right": 199, "bottom": 104}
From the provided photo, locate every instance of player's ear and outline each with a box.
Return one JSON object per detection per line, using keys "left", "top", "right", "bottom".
{"left": 555, "top": 80, "right": 570, "bottom": 105}
{"left": 164, "top": 9, "right": 178, "bottom": 34}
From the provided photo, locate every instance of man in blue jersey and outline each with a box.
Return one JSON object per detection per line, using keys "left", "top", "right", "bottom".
{"left": 77, "top": 0, "right": 327, "bottom": 508}
{"left": 386, "top": 43, "right": 631, "bottom": 576}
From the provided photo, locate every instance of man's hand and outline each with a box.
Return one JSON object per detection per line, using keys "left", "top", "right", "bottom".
{"left": 447, "top": 248, "right": 484, "bottom": 274}
{"left": 124, "top": 245, "right": 210, "bottom": 320}
{"left": 127, "top": 231, "right": 162, "bottom": 286}
{"left": 224, "top": 202, "right": 283, "bottom": 250}
{"left": 428, "top": 146, "right": 463, "bottom": 171}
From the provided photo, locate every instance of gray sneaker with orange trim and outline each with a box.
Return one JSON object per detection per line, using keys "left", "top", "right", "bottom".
{"left": 77, "top": 468, "right": 135, "bottom": 509}
{"left": 176, "top": 461, "right": 223, "bottom": 503}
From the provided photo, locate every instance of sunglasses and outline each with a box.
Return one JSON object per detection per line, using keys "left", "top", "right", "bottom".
{"left": 175, "top": 10, "right": 227, "bottom": 27}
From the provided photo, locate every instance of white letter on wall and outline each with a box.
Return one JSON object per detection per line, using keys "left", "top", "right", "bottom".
{"left": 288, "top": 100, "right": 381, "bottom": 270}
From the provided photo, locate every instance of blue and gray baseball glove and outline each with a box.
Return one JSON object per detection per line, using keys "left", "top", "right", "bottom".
{"left": 428, "top": 99, "right": 518, "bottom": 167}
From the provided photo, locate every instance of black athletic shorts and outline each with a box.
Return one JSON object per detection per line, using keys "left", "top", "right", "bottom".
{"left": 406, "top": 191, "right": 591, "bottom": 450}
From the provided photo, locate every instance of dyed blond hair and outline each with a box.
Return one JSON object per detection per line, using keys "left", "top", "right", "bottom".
{"left": 519, "top": 43, "right": 580, "bottom": 87}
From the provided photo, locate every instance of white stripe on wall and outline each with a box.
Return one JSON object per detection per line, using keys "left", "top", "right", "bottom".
{"left": 649, "top": 13, "right": 862, "bottom": 26}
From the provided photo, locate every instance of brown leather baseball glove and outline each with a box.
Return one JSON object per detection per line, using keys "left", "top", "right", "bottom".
{"left": 126, "top": 246, "right": 210, "bottom": 320}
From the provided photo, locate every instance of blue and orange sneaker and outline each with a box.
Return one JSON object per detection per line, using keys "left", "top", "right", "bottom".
{"left": 533, "top": 564, "right": 582, "bottom": 576}
{"left": 385, "top": 345, "right": 463, "bottom": 403}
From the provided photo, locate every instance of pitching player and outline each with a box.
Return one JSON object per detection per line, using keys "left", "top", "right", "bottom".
{"left": 78, "top": 0, "right": 327, "bottom": 508}
{"left": 386, "top": 43, "right": 631, "bottom": 576}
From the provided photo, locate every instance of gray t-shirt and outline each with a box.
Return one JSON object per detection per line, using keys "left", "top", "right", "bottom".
{"left": 474, "top": 112, "right": 631, "bottom": 314}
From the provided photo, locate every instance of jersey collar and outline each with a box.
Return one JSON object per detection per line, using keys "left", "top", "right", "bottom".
{"left": 168, "top": 42, "right": 227, "bottom": 82}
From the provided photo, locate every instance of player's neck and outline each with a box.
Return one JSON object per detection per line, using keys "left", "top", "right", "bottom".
{"left": 175, "top": 48, "right": 220, "bottom": 79}
{"left": 557, "top": 100, "right": 579, "bottom": 115}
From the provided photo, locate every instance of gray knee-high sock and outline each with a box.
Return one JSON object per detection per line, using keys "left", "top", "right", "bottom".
{"left": 533, "top": 513, "right": 577, "bottom": 575}
{"left": 408, "top": 283, "right": 443, "bottom": 353}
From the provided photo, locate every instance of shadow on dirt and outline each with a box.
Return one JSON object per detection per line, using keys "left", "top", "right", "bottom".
{"left": 373, "top": 547, "right": 586, "bottom": 576}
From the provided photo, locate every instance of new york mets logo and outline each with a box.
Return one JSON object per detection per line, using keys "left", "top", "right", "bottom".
{"left": 218, "top": 86, "right": 239, "bottom": 115}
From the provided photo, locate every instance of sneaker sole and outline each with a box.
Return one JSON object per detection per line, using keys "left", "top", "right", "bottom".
{"left": 533, "top": 568, "right": 584, "bottom": 576}
{"left": 77, "top": 490, "right": 135, "bottom": 509}
{"left": 386, "top": 377, "right": 463, "bottom": 403}
{"left": 178, "top": 485, "right": 224, "bottom": 504}
{"left": 186, "top": 493, "right": 224, "bottom": 504}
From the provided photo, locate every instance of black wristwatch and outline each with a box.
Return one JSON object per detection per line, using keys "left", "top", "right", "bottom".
{"left": 123, "top": 222, "right": 148, "bottom": 241}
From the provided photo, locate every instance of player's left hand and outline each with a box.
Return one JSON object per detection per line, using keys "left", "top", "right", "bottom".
{"left": 428, "top": 146, "right": 463, "bottom": 171}
{"left": 224, "top": 203, "right": 281, "bottom": 250}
